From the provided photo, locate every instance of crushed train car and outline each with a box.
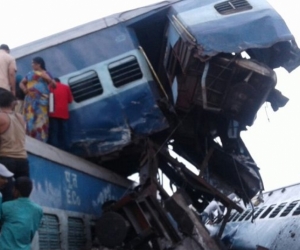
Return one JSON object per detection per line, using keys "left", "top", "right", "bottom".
{"left": 11, "top": 0, "right": 300, "bottom": 248}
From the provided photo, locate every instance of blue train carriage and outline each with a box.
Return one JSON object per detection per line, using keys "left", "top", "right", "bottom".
{"left": 158, "top": 0, "right": 300, "bottom": 203}
{"left": 25, "top": 136, "right": 133, "bottom": 250}
{"left": 12, "top": 0, "right": 300, "bottom": 162}
{"left": 11, "top": 0, "right": 300, "bottom": 202}
{"left": 11, "top": 1, "right": 179, "bottom": 164}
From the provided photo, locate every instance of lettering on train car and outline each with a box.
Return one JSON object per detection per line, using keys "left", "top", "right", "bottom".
{"left": 65, "top": 171, "right": 81, "bottom": 206}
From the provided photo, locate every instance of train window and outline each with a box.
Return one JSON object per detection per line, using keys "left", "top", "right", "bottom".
{"left": 245, "top": 208, "right": 257, "bottom": 221}
{"left": 269, "top": 203, "right": 287, "bottom": 218}
{"left": 238, "top": 209, "right": 251, "bottom": 221}
{"left": 38, "top": 214, "right": 61, "bottom": 250}
{"left": 68, "top": 217, "right": 86, "bottom": 249}
{"left": 281, "top": 200, "right": 299, "bottom": 217}
{"left": 253, "top": 206, "right": 266, "bottom": 220}
{"left": 108, "top": 56, "right": 143, "bottom": 88}
{"left": 292, "top": 203, "right": 300, "bottom": 216}
{"left": 227, "top": 211, "right": 238, "bottom": 222}
{"left": 259, "top": 204, "right": 275, "bottom": 219}
{"left": 68, "top": 70, "right": 103, "bottom": 103}
{"left": 214, "top": 0, "right": 252, "bottom": 15}
{"left": 232, "top": 211, "right": 243, "bottom": 222}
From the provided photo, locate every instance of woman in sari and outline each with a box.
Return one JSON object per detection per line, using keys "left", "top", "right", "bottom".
{"left": 19, "top": 57, "right": 56, "bottom": 142}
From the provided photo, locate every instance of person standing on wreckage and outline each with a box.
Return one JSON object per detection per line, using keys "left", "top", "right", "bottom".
{"left": 19, "top": 56, "right": 56, "bottom": 142}
{"left": 0, "top": 88, "right": 29, "bottom": 202}
{"left": 0, "top": 44, "right": 16, "bottom": 96}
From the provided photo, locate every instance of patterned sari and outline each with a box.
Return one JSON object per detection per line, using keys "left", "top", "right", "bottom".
{"left": 23, "top": 70, "right": 50, "bottom": 142}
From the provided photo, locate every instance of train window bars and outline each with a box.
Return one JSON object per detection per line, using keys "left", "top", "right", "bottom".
{"left": 292, "top": 202, "right": 300, "bottom": 216}
{"left": 38, "top": 213, "right": 61, "bottom": 250}
{"left": 259, "top": 204, "right": 276, "bottom": 219}
{"left": 68, "top": 217, "right": 86, "bottom": 249}
{"left": 69, "top": 70, "right": 103, "bottom": 103}
{"left": 108, "top": 56, "right": 143, "bottom": 88}
{"left": 238, "top": 209, "right": 251, "bottom": 221}
{"left": 269, "top": 203, "right": 287, "bottom": 218}
{"left": 281, "top": 200, "right": 299, "bottom": 217}
{"left": 253, "top": 206, "right": 267, "bottom": 220}
{"left": 227, "top": 211, "right": 238, "bottom": 222}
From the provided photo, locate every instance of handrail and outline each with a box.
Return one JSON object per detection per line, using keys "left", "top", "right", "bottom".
{"left": 139, "top": 46, "right": 169, "bottom": 101}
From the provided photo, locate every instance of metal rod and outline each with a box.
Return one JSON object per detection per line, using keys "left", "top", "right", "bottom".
{"left": 172, "top": 15, "right": 196, "bottom": 43}
{"left": 139, "top": 46, "right": 169, "bottom": 101}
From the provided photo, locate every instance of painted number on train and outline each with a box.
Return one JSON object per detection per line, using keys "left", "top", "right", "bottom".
{"left": 65, "top": 171, "right": 81, "bottom": 206}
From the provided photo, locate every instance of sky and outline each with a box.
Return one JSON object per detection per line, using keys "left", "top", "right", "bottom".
{"left": 1, "top": 0, "right": 299, "bottom": 191}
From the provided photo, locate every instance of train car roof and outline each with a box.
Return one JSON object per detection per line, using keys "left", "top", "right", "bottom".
{"left": 251, "top": 182, "right": 300, "bottom": 206}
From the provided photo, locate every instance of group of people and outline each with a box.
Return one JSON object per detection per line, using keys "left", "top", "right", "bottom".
{"left": 0, "top": 44, "right": 73, "bottom": 150}
{"left": 0, "top": 165, "right": 42, "bottom": 249}
{"left": 0, "top": 43, "right": 73, "bottom": 248}
{"left": 0, "top": 88, "right": 42, "bottom": 249}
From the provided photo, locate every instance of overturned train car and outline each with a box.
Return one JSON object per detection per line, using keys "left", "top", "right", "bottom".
{"left": 211, "top": 183, "right": 300, "bottom": 249}
{"left": 12, "top": 0, "right": 300, "bottom": 210}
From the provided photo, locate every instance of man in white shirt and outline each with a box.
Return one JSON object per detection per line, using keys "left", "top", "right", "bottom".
{"left": 0, "top": 44, "right": 16, "bottom": 96}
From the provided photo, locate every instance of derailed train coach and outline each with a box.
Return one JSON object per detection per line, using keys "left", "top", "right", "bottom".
{"left": 25, "top": 136, "right": 133, "bottom": 249}
{"left": 208, "top": 183, "right": 300, "bottom": 249}
{"left": 11, "top": 0, "right": 300, "bottom": 248}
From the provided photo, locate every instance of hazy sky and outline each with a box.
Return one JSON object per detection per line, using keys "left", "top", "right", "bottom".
{"left": 1, "top": 0, "right": 299, "bottom": 191}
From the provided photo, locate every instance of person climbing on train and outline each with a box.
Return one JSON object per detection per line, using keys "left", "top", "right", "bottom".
{"left": 0, "top": 88, "right": 29, "bottom": 202}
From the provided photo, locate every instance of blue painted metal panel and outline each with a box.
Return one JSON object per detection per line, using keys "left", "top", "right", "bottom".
{"left": 29, "top": 154, "right": 127, "bottom": 216}
{"left": 116, "top": 82, "right": 169, "bottom": 134}
{"left": 68, "top": 91, "right": 131, "bottom": 156}
{"left": 67, "top": 80, "right": 169, "bottom": 157}
{"left": 16, "top": 25, "right": 136, "bottom": 77}
{"left": 169, "top": 0, "right": 294, "bottom": 56}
